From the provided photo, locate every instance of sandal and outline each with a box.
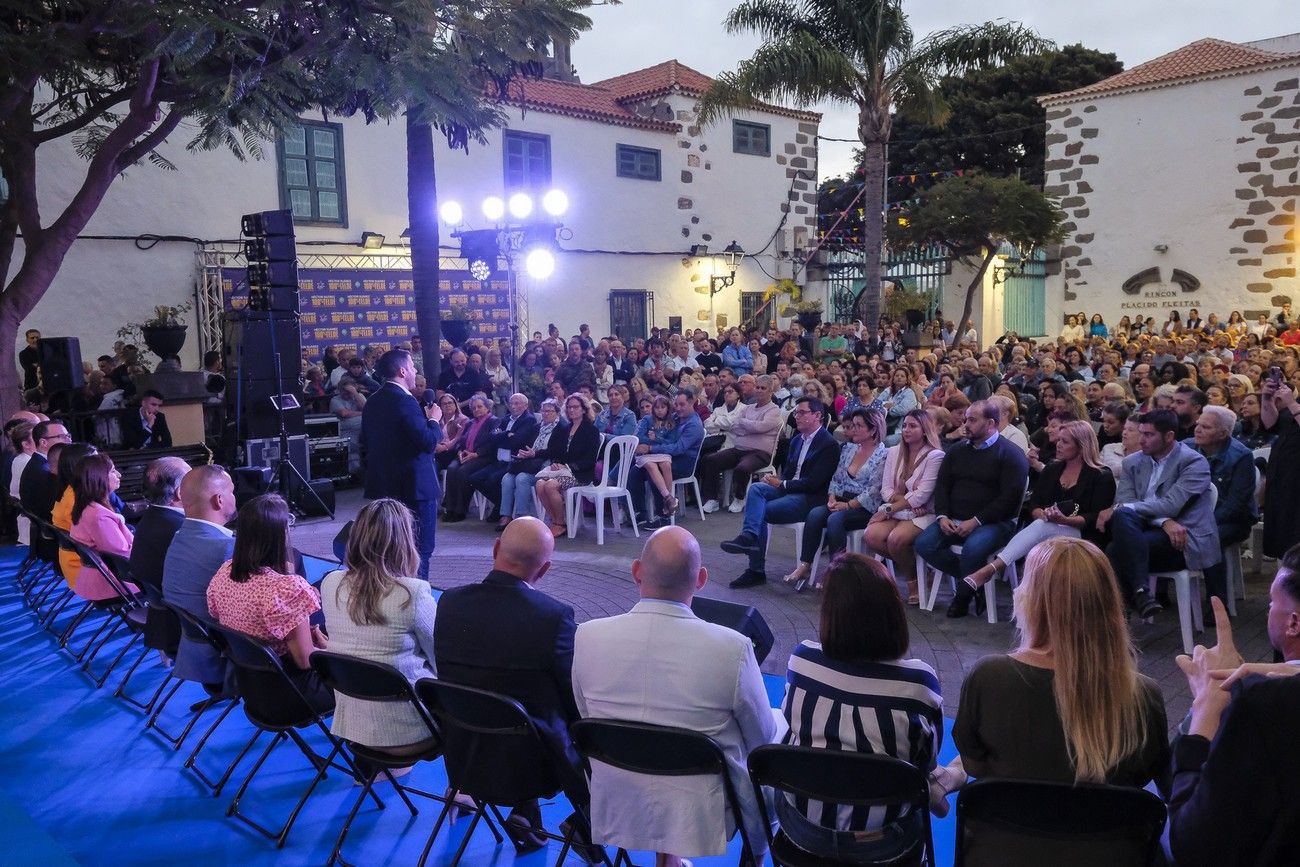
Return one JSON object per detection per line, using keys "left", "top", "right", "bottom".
{"left": 549, "top": 524, "right": 567, "bottom": 539}
{"left": 661, "top": 494, "right": 679, "bottom": 516}
{"left": 781, "top": 568, "right": 809, "bottom": 586}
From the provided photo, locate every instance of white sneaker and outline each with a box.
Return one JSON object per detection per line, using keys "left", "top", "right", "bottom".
{"left": 728, "top": 497, "right": 746, "bottom": 513}
{"left": 702, "top": 499, "right": 721, "bottom": 514}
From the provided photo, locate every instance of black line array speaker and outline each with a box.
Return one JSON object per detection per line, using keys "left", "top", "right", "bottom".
{"left": 223, "top": 311, "right": 304, "bottom": 440}
{"left": 690, "top": 596, "right": 775, "bottom": 664}
{"left": 37, "top": 337, "right": 86, "bottom": 392}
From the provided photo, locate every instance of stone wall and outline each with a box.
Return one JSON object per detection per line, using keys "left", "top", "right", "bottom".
{"left": 1232, "top": 77, "right": 1299, "bottom": 305}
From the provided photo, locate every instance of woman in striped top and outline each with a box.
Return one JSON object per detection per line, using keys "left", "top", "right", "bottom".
{"left": 779, "top": 554, "right": 943, "bottom": 863}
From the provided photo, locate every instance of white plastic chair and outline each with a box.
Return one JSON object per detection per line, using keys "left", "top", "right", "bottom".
{"left": 566, "top": 435, "right": 640, "bottom": 545}
{"left": 916, "top": 544, "right": 1013, "bottom": 624}
{"left": 1150, "top": 485, "right": 1218, "bottom": 655}
{"left": 669, "top": 444, "right": 707, "bottom": 524}
{"left": 720, "top": 411, "right": 789, "bottom": 509}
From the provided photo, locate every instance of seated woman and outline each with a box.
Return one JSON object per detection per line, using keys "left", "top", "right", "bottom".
{"left": 782, "top": 408, "right": 887, "bottom": 591}
{"left": 68, "top": 453, "right": 139, "bottom": 601}
{"left": 498, "top": 398, "right": 565, "bottom": 529}
{"left": 701, "top": 383, "right": 743, "bottom": 454}
{"left": 330, "top": 380, "right": 366, "bottom": 474}
{"left": 780, "top": 554, "right": 943, "bottom": 863}
{"left": 1101, "top": 414, "right": 1142, "bottom": 478}
{"left": 51, "top": 442, "right": 95, "bottom": 588}
{"left": 865, "top": 410, "right": 945, "bottom": 604}
{"left": 206, "top": 493, "right": 332, "bottom": 714}
{"left": 442, "top": 395, "right": 498, "bottom": 523}
{"left": 631, "top": 395, "right": 681, "bottom": 517}
{"left": 433, "top": 394, "right": 466, "bottom": 472}
{"left": 534, "top": 393, "right": 601, "bottom": 538}
{"left": 961, "top": 420, "right": 1116, "bottom": 599}
{"left": 321, "top": 498, "right": 438, "bottom": 756}
{"left": 954, "top": 538, "right": 1169, "bottom": 859}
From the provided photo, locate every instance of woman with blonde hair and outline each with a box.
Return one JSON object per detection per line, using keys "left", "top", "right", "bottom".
{"left": 321, "top": 498, "right": 439, "bottom": 755}
{"left": 955, "top": 539, "right": 1168, "bottom": 785}
{"left": 865, "top": 409, "right": 945, "bottom": 604}
{"left": 960, "top": 421, "right": 1116, "bottom": 603}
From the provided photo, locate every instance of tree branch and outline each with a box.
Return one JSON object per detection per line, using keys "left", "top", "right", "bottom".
{"left": 116, "top": 107, "right": 185, "bottom": 171}
{"left": 33, "top": 87, "right": 135, "bottom": 144}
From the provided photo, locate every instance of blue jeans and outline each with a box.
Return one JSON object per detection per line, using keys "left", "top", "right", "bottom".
{"left": 800, "top": 505, "right": 872, "bottom": 565}
{"left": 742, "top": 483, "right": 815, "bottom": 572}
{"left": 414, "top": 498, "right": 438, "bottom": 582}
{"left": 915, "top": 519, "right": 1017, "bottom": 580}
{"left": 1106, "top": 508, "right": 1185, "bottom": 601}
{"left": 775, "top": 795, "right": 922, "bottom": 864}
{"left": 500, "top": 472, "right": 538, "bottom": 518}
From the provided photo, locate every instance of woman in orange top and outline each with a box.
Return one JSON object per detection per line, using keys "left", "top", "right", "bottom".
{"left": 50, "top": 442, "right": 95, "bottom": 588}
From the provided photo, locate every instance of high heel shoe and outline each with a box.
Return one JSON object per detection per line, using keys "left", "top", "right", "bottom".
{"left": 781, "top": 568, "right": 808, "bottom": 586}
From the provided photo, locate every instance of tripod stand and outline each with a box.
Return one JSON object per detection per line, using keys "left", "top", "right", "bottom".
{"left": 264, "top": 309, "right": 333, "bottom": 520}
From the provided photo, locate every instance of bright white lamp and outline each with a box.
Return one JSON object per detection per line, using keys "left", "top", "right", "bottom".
{"left": 508, "top": 192, "right": 534, "bottom": 220}
{"left": 524, "top": 248, "right": 556, "bottom": 279}
{"left": 481, "top": 196, "right": 505, "bottom": 222}
{"left": 438, "top": 201, "right": 463, "bottom": 226}
{"left": 541, "top": 189, "right": 569, "bottom": 217}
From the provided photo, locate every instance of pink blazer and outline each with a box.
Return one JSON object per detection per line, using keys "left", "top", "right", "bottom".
{"left": 880, "top": 446, "right": 945, "bottom": 526}
{"left": 70, "top": 501, "right": 138, "bottom": 601}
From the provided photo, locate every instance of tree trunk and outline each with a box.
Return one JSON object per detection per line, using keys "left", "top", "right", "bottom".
{"left": 951, "top": 245, "right": 1000, "bottom": 349}
{"left": 852, "top": 138, "right": 886, "bottom": 338}
{"left": 406, "top": 112, "right": 442, "bottom": 386}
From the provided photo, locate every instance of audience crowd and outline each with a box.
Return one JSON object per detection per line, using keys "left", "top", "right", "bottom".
{"left": 8, "top": 300, "right": 1300, "bottom": 865}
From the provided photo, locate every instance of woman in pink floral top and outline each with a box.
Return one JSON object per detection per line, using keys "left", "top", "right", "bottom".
{"left": 207, "top": 494, "right": 332, "bottom": 713}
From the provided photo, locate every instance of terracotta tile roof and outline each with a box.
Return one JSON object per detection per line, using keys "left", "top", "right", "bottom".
{"left": 1043, "top": 38, "right": 1300, "bottom": 104}
{"left": 593, "top": 60, "right": 821, "bottom": 122}
{"left": 504, "top": 77, "right": 680, "bottom": 132}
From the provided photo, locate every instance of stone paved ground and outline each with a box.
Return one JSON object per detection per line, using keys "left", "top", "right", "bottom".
{"left": 293, "top": 489, "right": 1278, "bottom": 725}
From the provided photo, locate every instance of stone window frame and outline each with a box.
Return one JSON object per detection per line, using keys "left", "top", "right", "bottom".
{"left": 615, "top": 143, "right": 662, "bottom": 181}
{"left": 503, "top": 130, "right": 552, "bottom": 191}
{"left": 276, "top": 118, "right": 348, "bottom": 227}
{"left": 732, "top": 120, "right": 771, "bottom": 157}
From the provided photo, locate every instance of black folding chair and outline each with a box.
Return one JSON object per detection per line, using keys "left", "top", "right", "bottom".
{"left": 954, "top": 778, "right": 1168, "bottom": 867}
{"left": 65, "top": 544, "right": 149, "bottom": 687}
{"left": 144, "top": 606, "right": 237, "bottom": 754}
{"left": 746, "top": 745, "right": 933, "bottom": 866}
{"left": 569, "top": 718, "right": 758, "bottom": 867}
{"left": 414, "top": 678, "right": 602, "bottom": 867}
{"left": 212, "top": 624, "right": 366, "bottom": 848}
{"left": 310, "top": 651, "right": 449, "bottom": 867}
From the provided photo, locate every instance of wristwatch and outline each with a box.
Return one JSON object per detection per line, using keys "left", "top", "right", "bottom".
{"left": 883, "top": 503, "right": 894, "bottom": 514}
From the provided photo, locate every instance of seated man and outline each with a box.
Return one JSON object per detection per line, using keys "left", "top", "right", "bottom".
{"left": 627, "top": 390, "right": 705, "bottom": 530}
{"left": 1166, "top": 545, "right": 1300, "bottom": 865}
{"left": 698, "top": 375, "right": 783, "bottom": 514}
{"left": 914, "top": 400, "right": 1030, "bottom": 618}
{"left": 1187, "top": 405, "right": 1257, "bottom": 606}
{"left": 128, "top": 456, "right": 191, "bottom": 656}
{"left": 1101, "top": 408, "right": 1218, "bottom": 618}
{"left": 162, "top": 465, "right": 238, "bottom": 691}
{"left": 119, "top": 389, "right": 173, "bottom": 449}
{"left": 19, "top": 420, "right": 71, "bottom": 560}
{"left": 720, "top": 396, "right": 838, "bottom": 589}
{"left": 433, "top": 517, "right": 599, "bottom": 858}
{"left": 573, "top": 526, "right": 777, "bottom": 866}
{"left": 469, "top": 392, "right": 540, "bottom": 520}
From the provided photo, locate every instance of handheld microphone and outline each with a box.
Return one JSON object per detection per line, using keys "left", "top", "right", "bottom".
{"left": 421, "top": 388, "right": 437, "bottom": 408}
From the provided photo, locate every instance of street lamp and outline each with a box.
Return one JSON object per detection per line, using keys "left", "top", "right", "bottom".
{"left": 708, "top": 240, "right": 746, "bottom": 296}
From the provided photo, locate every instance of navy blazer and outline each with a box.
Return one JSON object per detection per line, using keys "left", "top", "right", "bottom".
{"left": 780, "top": 427, "right": 839, "bottom": 498}
{"left": 482, "top": 411, "right": 540, "bottom": 462}
{"left": 130, "top": 505, "right": 186, "bottom": 653}
{"left": 361, "top": 381, "right": 444, "bottom": 505}
{"left": 19, "top": 452, "right": 56, "bottom": 522}
{"left": 119, "top": 408, "right": 173, "bottom": 449}
{"left": 434, "top": 570, "right": 584, "bottom": 796}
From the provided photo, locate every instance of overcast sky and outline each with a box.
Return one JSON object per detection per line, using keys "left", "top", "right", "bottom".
{"left": 579, "top": 0, "right": 1298, "bottom": 178}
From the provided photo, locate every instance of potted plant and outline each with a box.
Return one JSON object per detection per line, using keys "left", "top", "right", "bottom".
{"left": 783, "top": 299, "right": 824, "bottom": 332}
{"left": 118, "top": 301, "right": 193, "bottom": 367}
{"left": 440, "top": 303, "right": 481, "bottom": 347}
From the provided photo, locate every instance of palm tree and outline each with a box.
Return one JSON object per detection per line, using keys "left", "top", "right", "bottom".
{"left": 697, "top": 0, "right": 1051, "bottom": 337}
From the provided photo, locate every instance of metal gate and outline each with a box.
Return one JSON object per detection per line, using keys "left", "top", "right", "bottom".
{"left": 740, "top": 291, "right": 769, "bottom": 331}
{"left": 825, "top": 245, "right": 949, "bottom": 323}
{"left": 609, "top": 291, "right": 653, "bottom": 342}
{"left": 998, "top": 247, "right": 1047, "bottom": 337}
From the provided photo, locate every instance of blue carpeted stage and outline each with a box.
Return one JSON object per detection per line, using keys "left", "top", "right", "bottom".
{"left": 0, "top": 546, "right": 960, "bottom": 865}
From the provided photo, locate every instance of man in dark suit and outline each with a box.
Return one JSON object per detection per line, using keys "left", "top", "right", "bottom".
{"left": 119, "top": 389, "right": 173, "bottom": 449}
{"left": 469, "top": 392, "right": 539, "bottom": 521}
{"left": 1166, "top": 546, "right": 1300, "bottom": 865}
{"left": 721, "top": 396, "right": 839, "bottom": 588}
{"left": 361, "top": 348, "right": 443, "bottom": 581}
{"left": 434, "top": 517, "right": 597, "bottom": 857}
{"left": 129, "top": 456, "right": 190, "bottom": 655}
{"left": 19, "top": 328, "right": 41, "bottom": 392}
{"left": 19, "top": 420, "right": 70, "bottom": 561}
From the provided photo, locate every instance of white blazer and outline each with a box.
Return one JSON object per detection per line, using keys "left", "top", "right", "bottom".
{"left": 880, "top": 446, "right": 945, "bottom": 528}
{"left": 572, "top": 599, "right": 777, "bottom": 857}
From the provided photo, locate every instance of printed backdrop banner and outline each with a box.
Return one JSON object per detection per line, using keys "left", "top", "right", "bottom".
{"left": 220, "top": 267, "right": 511, "bottom": 359}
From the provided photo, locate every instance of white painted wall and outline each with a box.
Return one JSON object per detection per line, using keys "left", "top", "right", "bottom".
{"left": 17, "top": 86, "right": 815, "bottom": 369}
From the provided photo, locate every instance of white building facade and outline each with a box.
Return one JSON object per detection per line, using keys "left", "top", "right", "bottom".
{"left": 1035, "top": 35, "right": 1300, "bottom": 333}
{"left": 16, "top": 58, "right": 819, "bottom": 368}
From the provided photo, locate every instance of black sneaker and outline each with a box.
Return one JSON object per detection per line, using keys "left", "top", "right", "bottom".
{"left": 946, "top": 582, "right": 976, "bottom": 618}
{"left": 720, "top": 532, "right": 760, "bottom": 555}
{"left": 729, "top": 569, "right": 767, "bottom": 589}
{"left": 1134, "top": 588, "right": 1163, "bottom": 619}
